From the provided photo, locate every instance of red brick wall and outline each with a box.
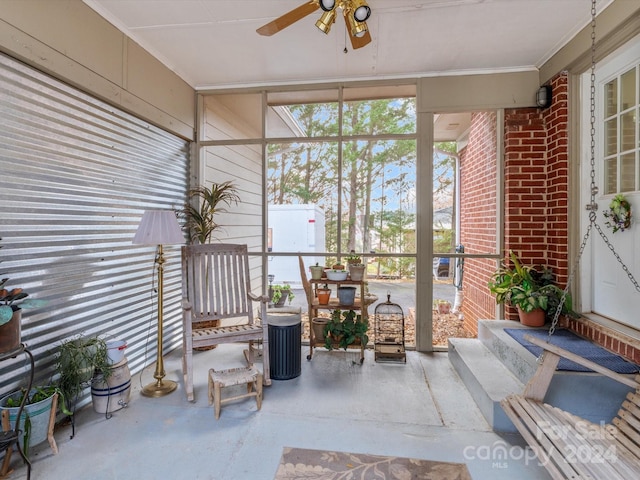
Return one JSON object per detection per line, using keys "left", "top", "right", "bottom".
{"left": 459, "top": 112, "right": 499, "bottom": 334}
{"left": 543, "top": 75, "right": 570, "bottom": 288}
{"left": 459, "top": 72, "right": 637, "bottom": 363}
{"left": 567, "top": 317, "right": 640, "bottom": 364}
{"left": 461, "top": 74, "right": 570, "bottom": 329}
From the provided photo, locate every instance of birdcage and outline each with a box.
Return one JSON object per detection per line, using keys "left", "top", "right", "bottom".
{"left": 374, "top": 293, "right": 406, "bottom": 363}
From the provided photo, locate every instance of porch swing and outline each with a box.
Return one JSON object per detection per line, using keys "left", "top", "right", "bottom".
{"left": 500, "top": 1, "right": 640, "bottom": 478}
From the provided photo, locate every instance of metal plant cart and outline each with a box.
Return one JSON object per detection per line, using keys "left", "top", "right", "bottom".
{"left": 374, "top": 293, "right": 406, "bottom": 363}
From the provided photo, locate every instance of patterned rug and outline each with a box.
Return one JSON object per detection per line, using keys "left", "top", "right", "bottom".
{"left": 274, "top": 447, "right": 472, "bottom": 480}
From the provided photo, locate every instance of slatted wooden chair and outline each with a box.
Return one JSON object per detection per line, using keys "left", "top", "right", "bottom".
{"left": 181, "top": 244, "right": 270, "bottom": 402}
{"left": 501, "top": 334, "right": 640, "bottom": 479}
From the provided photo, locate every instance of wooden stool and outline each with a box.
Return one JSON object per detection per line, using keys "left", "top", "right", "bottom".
{"left": 208, "top": 366, "right": 263, "bottom": 419}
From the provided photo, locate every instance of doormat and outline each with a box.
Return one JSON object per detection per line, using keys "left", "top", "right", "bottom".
{"left": 274, "top": 447, "right": 472, "bottom": 480}
{"left": 504, "top": 328, "right": 639, "bottom": 373}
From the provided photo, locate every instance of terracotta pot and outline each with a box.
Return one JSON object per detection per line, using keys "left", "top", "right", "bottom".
{"left": 437, "top": 302, "right": 451, "bottom": 315}
{"left": 0, "top": 308, "right": 21, "bottom": 354}
{"left": 316, "top": 288, "right": 331, "bottom": 305}
{"left": 517, "top": 307, "right": 546, "bottom": 327}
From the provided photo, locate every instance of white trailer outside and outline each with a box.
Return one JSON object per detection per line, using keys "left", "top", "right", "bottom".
{"left": 268, "top": 204, "right": 325, "bottom": 288}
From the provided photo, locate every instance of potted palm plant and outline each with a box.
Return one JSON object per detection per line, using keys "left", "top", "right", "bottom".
{"left": 488, "top": 250, "right": 576, "bottom": 327}
{"left": 181, "top": 181, "right": 240, "bottom": 244}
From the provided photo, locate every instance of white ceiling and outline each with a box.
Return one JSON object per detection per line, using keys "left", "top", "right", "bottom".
{"left": 83, "top": 0, "right": 612, "bottom": 91}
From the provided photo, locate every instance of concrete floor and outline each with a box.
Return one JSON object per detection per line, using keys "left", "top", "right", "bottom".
{"left": 10, "top": 344, "right": 551, "bottom": 480}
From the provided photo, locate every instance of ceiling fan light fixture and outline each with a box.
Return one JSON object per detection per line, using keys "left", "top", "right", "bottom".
{"left": 345, "top": 11, "right": 368, "bottom": 37}
{"left": 316, "top": 9, "right": 336, "bottom": 34}
{"left": 351, "top": 0, "right": 371, "bottom": 22}
{"left": 319, "top": 0, "right": 336, "bottom": 12}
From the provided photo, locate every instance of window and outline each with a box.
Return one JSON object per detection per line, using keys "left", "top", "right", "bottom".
{"left": 266, "top": 89, "right": 417, "bottom": 266}
{"left": 603, "top": 65, "right": 639, "bottom": 194}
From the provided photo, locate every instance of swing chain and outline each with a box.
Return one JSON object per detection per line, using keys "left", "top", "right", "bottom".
{"left": 547, "top": 0, "right": 640, "bottom": 350}
{"left": 588, "top": 0, "right": 597, "bottom": 209}
{"left": 547, "top": 0, "right": 599, "bottom": 344}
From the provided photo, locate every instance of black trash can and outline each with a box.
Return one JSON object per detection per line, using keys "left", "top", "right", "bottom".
{"left": 267, "top": 309, "right": 302, "bottom": 380}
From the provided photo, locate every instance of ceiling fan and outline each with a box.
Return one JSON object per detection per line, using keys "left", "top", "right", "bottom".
{"left": 256, "top": 0, "right": 372, "bottom": 50}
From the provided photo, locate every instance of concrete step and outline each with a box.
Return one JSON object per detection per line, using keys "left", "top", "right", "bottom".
{"left": 478, "top": 319, "right": 540, "bottom": 384}
{"left": 448, "top": 337, "right": 522, "bottom": 433}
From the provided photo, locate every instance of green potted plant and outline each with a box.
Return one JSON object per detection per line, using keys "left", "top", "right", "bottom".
{"left": 269, "top": 284, "right": 295, "bottom": 307}
{"left": 346, "top": 253, "right": 366, "bottom": 281}
{"left": 0, "top": 385, "right": 73, "bottom": 458}
{"left": 57, "top": 335, "right": 112, "bottom": 413}
{"left": 181, "top": 181, "right": 240, "bottom": 244}
{"left": 54, "top": 334, "right": 118, "bottom": 436}
{"left": 488, "top": 250, "right": 577, "bottom": 327}
{"left": 323, "top": 309, "right": 369, "bottom": 351}
{"left": 346, "top": 253, "right": 362, "bottom": 265}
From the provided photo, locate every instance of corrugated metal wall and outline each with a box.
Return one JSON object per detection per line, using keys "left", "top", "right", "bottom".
{"left": 0, "top": 53, "right": 189, "bottom": 406}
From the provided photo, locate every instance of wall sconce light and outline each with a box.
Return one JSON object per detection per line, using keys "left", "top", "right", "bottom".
{"left": 536, "top": 85, "right": 552, "bottom": 109}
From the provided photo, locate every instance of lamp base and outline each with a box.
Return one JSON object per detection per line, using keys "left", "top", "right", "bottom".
{"left": 141, "top": 379, "right": 178, "bottom": 398}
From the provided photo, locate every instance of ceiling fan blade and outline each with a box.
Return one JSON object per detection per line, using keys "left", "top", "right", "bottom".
{"left": 347, "top": 28, "right": 371, "bottom": 50}
{"left": 257, "top": 0, "right": 320, "bottom": 36}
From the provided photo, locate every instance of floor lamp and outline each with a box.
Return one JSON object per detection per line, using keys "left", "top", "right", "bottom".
{"left": 133, "top": 209, "right": 184, "bottom": 397}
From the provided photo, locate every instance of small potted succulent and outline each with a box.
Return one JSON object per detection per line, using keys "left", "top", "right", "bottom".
{"left": 309, "top": 263, "right": 324, "bottom": 280}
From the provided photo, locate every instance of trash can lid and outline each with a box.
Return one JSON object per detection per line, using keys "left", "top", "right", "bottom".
{"left": 267, "top": 313, "right": 301, "bottom": 327}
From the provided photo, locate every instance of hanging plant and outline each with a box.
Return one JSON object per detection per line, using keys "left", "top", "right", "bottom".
{"left": 603, "top": 194, "right": 632, "bottom": 234}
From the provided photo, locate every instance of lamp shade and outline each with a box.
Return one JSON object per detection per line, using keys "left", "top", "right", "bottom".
{"left": 132, "top": 210, "right": 184, "bottom": 245}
